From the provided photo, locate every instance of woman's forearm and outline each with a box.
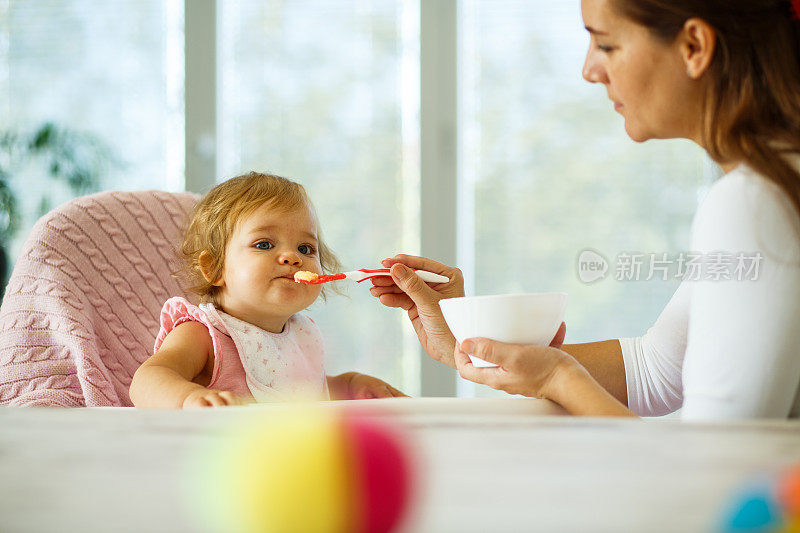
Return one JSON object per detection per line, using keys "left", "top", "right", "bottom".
{"left": 547, "top": 360, "right": 636, "bottom": 417}
{"left": 560, "top": 340, "right": 628, "bottom": 406}
{"left": 129, "top": 365, "right": 205, "bottom": 408}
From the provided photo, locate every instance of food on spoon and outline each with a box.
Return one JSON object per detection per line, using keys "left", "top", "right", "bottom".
{"left": 294, "top": 271, "right": 320, "bottom": 283}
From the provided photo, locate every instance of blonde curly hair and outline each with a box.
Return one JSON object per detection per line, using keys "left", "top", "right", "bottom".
{"left": 179, "top": 171, "right": 342, "bottom": 304}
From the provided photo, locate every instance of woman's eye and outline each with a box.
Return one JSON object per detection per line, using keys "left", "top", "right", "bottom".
{"left": 298, "top": 244, "right": 316, "bottom": 255}
{"left": 255, "top": 241, "right": 274, "bottom": 250}
{"left": 597, "top": 44, "right": 615, "bottom": 53}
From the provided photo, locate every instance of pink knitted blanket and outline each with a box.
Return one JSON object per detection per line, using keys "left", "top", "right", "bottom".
{"left": 0, "top": 190, "right": 199, "bottom": 406}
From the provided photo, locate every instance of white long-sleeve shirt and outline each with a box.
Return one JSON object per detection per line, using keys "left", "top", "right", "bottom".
{"left": 620, "top": 159, "right": 800, "bottom": 420}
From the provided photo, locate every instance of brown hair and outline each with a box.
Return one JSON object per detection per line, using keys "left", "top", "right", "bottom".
{"left": 179, "top": 171, "right": 342, "bottom": 304}
{"left": 611, "top": 0, "right": 800, "bottom": 219}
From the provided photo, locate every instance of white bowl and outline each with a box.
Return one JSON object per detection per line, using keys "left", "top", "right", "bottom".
{"left": 439, "top": 292, "right": 568, "bottom": 368}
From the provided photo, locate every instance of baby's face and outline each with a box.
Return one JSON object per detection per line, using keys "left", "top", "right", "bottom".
{"left": 215, "top": 202, "right": 323, "bottom": 332}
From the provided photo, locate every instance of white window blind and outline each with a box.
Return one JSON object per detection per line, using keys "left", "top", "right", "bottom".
{"left": 0, "top": 0, "right": 183, "bottom": 259}
{"left": 218, "top": 0, "right": 421, "bottom": 393}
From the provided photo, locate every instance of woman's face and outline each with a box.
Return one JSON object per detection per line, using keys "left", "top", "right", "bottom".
{"left": 581, "top": 0, "right": 701, "bottom": 143}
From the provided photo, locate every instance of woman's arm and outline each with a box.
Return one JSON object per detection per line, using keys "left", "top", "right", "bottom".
{"left": 546, "top": 360, "right": 635, "bottom": 416}
{"left": 372, "top": 255, "right": 631, "bottom": 403}
{"left": 558, "top": 280, "right": 691, "bottom": 412}
{"left": 454, "top": 336, "right": 636, "bottom": 417}
{"left": 130, "top": 321, "right": 243, "bottom": 408}
{"left": 370, "top": 254, "right": 688, "bottom": 415}
{"left": 560, "top": 340, "right": 628, "bottom": 406}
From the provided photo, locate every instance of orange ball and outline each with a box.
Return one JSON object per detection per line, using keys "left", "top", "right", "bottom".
{"left": 779, "top": 466, "right": 800, "bottom": 517}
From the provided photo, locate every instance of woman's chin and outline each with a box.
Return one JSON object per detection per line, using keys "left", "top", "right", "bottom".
{"left": 624, "top": 122, "right": 652, "bottom": 144}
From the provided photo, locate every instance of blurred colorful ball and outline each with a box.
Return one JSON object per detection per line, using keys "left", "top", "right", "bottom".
{"left": 194, "top": 408, "right": 414, "bottom": 533}
{"left": 782, "top": 516, "right": 800, "bottom": 533}
{"left": 721, "top": 486, "right": 784, "bottom": 533}
{"left": 778, "top": 467, "right": 800, "bottom": 518}
{"left": 721, "top": 464, "right": 800, "bottom": 533}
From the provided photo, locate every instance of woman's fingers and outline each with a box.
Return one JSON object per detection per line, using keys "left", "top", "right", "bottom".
{"left": 382, "top": 254, "right": 451, "bottom": 275}
{"left": 370, "top": 276, "right": 396, "bottom": 287}
{"left": 453, "top": 343, "right": 472, "bottom": 368}
{"left": 369, "top": 285, "right": 403, "bottom": 297}
{"left": 460, "top": 338, "right": 508, "bottom": 366}
{"left": 370, "top": 276, "right": 416, "bottom": 310}
{"left": 455, "top": 339, "right": 573, "bottom": 399}
{"left": 454, "top": 344, "right": 506, "bottom": 389}
{"left": 388, "top": 263, "right": 439, "bottom": 305}
{"left": 371, "top": 254, "right": 464, "bottom": 313}
{"left": 550, "top": 322, "right": 567, "bottom": 348}
{"left": 370, "top": 285, "right": 411, "bottom": 306}
{"left": 380, "top": 254, "right": 465, "bottom": 301}
{"left": 378, "top": 292, "right": 414, "bottom": 311}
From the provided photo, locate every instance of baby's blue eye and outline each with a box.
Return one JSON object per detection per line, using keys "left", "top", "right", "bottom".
{"left": 255, "top": 241, "right": 273, "bottom": 250}
{"left": 298, "top": 244, "right": 315, "bottom": 255}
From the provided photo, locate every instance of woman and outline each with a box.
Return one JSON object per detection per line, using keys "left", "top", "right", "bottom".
{"left": 370, "top": 0, "right": 800, "bottom": 420}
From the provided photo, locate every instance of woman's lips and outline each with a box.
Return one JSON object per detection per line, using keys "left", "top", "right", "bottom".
{"left": 614, "top": 102, "right": 623, "bottom": 112}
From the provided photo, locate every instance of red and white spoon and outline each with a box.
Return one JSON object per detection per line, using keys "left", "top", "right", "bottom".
{"left": 294, "top": 268, "right": 449, "bottom": 285}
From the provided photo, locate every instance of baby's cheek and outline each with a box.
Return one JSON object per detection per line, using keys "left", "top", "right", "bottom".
{"left": 310, "top": 284, "right": 323, "bottom": 300}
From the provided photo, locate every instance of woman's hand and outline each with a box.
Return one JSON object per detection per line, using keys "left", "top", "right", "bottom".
{"left": 454, "top": 323, "right": 570, "bottom": 398}
{"left": 182, "top": 387, "right": 248, "bottom": 408}
{"left": 328, "top": 372, "right": 408, "bottom": 400}
{"left": 369, "top": 254, "right": 465, "bottom": 368}
{"left": 454, "top": 323, "right": 635, "bottom": 416}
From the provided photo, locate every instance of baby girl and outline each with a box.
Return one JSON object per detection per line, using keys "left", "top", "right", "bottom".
{"left": 129, "top": 172, "right": 405, "bottom": 407}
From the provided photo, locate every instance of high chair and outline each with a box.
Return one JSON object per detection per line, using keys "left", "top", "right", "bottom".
{"left": 0, "top": 190, "right": 198, "bottom": 406}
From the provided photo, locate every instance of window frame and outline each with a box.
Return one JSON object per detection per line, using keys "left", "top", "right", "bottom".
{"left": 184, "top": 0, "right": 461, "bottom": 396}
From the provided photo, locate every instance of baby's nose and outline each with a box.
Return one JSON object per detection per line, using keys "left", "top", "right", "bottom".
{"left": 278, "top": 251, "right": 302, "bottom": 266}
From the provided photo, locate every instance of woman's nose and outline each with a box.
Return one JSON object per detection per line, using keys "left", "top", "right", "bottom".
{"left": 582, "top": 50, "right": 607, "bottom": 84}
{"left": 277, "top": 250, "right": 302, "bottom": 266}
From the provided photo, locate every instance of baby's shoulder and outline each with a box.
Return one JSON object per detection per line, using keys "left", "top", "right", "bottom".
{"left": 159, "top": 296, "right": 209, "bottom": 326}
{"left": 154, "top": 297, "right": 224, "bottom": 354}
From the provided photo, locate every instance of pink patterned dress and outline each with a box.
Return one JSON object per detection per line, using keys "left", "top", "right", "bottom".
{"left": 154, "top": 297, "right": 328, "bottom": 402}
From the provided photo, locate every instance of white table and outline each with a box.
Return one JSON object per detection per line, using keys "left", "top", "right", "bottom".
{"left": 2, "top": 398, "right": 800, "bottom": 532}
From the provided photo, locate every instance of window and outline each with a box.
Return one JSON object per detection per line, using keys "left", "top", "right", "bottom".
{"left": 458, "top": 0, "right": 712, "bottom": 396}
{"left": 0, "top": 0, "right": 183, "bottom": 260}
{"left": 218, "top": 0, "right": 421, "bottom": 393}
{"left": 3, "top": 0, "right": 712, "bottom": 397}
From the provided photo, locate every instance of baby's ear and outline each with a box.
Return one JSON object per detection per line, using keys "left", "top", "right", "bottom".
{"left": 198, "top": 250, "right": 224, "bottom": 287}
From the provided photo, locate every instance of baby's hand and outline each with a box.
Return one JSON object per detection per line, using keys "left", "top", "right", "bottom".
{"left": 182, "top": 387, "right": 246, "bottom": 408}
{"left": 347, "top": 372, "right": 408, "bottom": 400}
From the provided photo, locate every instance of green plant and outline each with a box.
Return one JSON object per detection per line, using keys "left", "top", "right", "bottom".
{"left": 0, "top": 122, "right": 118, "bottom": 243}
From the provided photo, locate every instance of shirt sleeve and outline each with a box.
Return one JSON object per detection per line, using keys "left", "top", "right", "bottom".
{"left": 620, "top": 281, "right": 690, "bottom": 416}
{"left": 680, "top": 168, "right": 800, "bottom": 420}
{"left": 153, "top": 296, "right": 221, "bottom": 356}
